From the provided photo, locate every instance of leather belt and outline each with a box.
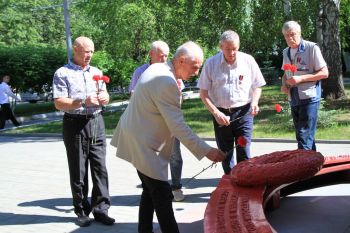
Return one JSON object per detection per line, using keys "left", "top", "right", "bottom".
{"left": 64, "top": 112, "right": 101, "bottom": 119}
{"left": 217, "top": 103, "right": 250, "bottom": 113}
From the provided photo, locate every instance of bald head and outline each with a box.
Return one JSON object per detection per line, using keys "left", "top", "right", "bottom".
{"left": 73, "top": 36, "right": 95, "bottom": 68}
{"left": 73, "top": 36, "right": 94, "bottom": 49}
{"left": 149, "top": 40, "right": 169, "bottom": 64}
{"left": 173, "top": 41, "right": 204, "bottom": 81}
{"left": 173, "top": 41, "right": 204, "bottom": 63}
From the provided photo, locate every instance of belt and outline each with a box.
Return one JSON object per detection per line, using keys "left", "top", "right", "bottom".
{"left": 217, "top": 103, "right": 250, "bottom": 113}
{"left": 64, "top": 112, "right": 101, "bottom": 119}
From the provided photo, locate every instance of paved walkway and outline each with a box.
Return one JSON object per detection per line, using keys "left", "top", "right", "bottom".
{"left": 0, "top": 135, "right": 349, "bottom": 233}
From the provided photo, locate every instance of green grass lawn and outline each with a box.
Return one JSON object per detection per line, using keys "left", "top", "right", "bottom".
{"left": 4, "top": 85, "right": 350, "bottom": 140}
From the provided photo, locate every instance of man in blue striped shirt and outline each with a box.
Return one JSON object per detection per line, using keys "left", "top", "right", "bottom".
{"left": 53, "top": 36, "right": 114, "bottom": 227}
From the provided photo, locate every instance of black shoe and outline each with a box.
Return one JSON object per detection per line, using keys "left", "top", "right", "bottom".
{"left": 94, "top": 213, "right": 115, "bottom": 225}
{"left": 76, "top": 215, "right": 91, "bottom": 227}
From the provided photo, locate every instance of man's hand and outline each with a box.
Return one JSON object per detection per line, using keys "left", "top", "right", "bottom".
{"left": 213, "top": 111, "right": 230, "bottom": 126}
{"left": 97, "top": 90, "right": 110, "bottom": 105}
{"left": 250, "top": 103, "right": 260, "bottom": 116}
{"left": 286, "top": 75, "right": 303, "bottom": 86}
{"left": 206, "top": 148, "right": 225, "bottom": 163}
{"left": 85, "top": 94, "right": 99, "bottom": 106}
{"left": 281, "top": 85, "right": 289, "bottom": 95}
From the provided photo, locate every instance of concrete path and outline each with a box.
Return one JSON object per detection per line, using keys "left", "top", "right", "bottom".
{"left": 0, "top": 135, "right": 349, "bottom": 233}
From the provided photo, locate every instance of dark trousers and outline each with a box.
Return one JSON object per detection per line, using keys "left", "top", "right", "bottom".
{"left": 63, "top": 113, "right": 110, "bottom": 217}
{"left": 214, "top": 103, "right": 253, "bottom": 174}
{"left": 0, "top": 103, "right": 20, "bottom": 129}
{"left": 291, "top": 102, "right": 319, "bottom": 151}
{"left": 137, "top": 170, "right": 179, "bottom": 233}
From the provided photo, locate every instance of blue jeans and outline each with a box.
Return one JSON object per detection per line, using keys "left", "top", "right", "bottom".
{"left": 213, "top": 104, "right": 253, "bottom": 175}
{"left": 291, "top": 102, "right": 320, "bottom": 151}
{"left": 169, "top": 138, "right": 183, "bottom": 190}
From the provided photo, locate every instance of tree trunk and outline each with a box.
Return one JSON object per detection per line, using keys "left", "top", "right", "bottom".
{"left": 317, "top": 0, "right": 346, "bottom": 99}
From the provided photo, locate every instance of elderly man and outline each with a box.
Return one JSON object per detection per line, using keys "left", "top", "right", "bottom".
{"left": 198, "top": 30, "right": 266, "bottom": 175}
{"left": 129, "top": 40, "right": 186, "bottom": 202}
{"left": 281, "top": 21, "right": 328, "bottom": 150}
{"left": 128, "top": 40, "right": 169, "bottom": 94}
{"left": 53, "top": 36, "right": 114, "bottom": 227}
{"left": 111, "top": 41, "right": 225, "bottom": 233}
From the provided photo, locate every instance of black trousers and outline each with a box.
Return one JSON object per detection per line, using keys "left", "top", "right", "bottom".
{"left": 63, "top": 113, "right": 110, "bottom": 217}
{"left": 0, "top": 103, "right": 20, "bottom": 129}
{"left": 137, "top": 170, "right": 179, "bottom": 233}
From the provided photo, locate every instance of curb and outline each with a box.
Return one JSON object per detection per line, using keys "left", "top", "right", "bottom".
{"left": 1, "top": 134, "right": 349, "bottom": 144}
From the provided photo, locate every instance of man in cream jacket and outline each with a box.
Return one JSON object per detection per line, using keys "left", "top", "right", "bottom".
{"left": 111, "top": 41, "right": 225, "bottom": 233}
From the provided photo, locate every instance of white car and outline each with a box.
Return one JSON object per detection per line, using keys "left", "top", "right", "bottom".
{"left": 19, "top": 91, "right": 41, "bottom": 103}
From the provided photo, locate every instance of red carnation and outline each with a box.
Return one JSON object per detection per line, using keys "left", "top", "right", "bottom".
{"left": 283, "top": 64, "right": 291, "bottom": 71}
{"left": 93, "top": 75, "right": 101, "bottom": 81}
{"left": 237, "top": 136, "right": 247, "bottom": 147}
{"left": 102, "top": 75, "right": 110, "bottom": 83}
{"left": 274, "top": 104, "right": 282, "bottom": 113}
{"left": 290, "top": 64, "right": 297, "bottom": 73}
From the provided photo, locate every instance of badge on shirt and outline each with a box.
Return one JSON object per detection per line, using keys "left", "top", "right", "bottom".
{"left": 239, "top": 75, "right": 244, "bottom": 84}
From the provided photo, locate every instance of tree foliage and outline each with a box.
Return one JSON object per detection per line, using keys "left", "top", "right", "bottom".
{"left": 0, "top": 0, "right": 349, "bottom": 97}
{"left": 0, "top": 44, "right": 66, "bottom": 92}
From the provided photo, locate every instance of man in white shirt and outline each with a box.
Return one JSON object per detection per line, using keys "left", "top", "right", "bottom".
{"left": 198, "top": 30, "right": 266, "bottom": 174}
{"left": 0, "top": 75, "right": 21, "bottom": 129}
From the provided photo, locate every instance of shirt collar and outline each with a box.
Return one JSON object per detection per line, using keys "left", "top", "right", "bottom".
{"left": 68, "top": 61, "right": 91, "bottom": 72}
{"left": 219, "top": 51, "right": 238, "bottom": 66}
{"left": 297, "top": 39, "right": 306, "bottom": 53}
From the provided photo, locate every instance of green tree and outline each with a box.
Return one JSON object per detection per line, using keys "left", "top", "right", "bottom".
{"left": 0, "top": 44, "right": 66, "bottom": 92}
{"left": 318, "top": 0, "right": 346, "bottom": 99}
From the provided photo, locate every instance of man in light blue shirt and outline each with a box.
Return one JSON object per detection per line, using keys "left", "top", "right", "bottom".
{"left": 128, "top": 40, "right": 169, "bottom": 94}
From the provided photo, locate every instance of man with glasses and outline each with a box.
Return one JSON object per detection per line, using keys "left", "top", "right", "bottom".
{"left": 281, "top": 21, "right": 329, "bottom": 151}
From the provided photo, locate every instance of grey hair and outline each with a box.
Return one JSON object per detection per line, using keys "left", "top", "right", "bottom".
{"left": 282, "top": 21, "right": 301, "bottom": 34}
{"left": 173, "top": 41, "right": 203, "bottom": 61}
{"left": 220, "top": 30, "right": 240, "bottom": 44}
{"left": 150, "top": 40, "right": 169, "bottom": 52}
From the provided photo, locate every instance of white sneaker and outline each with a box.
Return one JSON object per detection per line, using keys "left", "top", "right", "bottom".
{"left": 172, "top": 189, "right": 185, "bottom": 202}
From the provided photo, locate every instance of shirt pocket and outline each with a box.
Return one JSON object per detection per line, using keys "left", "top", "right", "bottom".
{"left": 297, "top": 82, "right": 317, "bottom": 100}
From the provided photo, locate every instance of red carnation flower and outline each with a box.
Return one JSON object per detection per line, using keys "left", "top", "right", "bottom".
{"left": 237, "top": 136, "right": 247, "bottom": 147}
{"left": 275, "top": 104, "right": 282, "bottom": 113}
{"left": 283, "top": 64, "right": 291, "bottom": 71}
{"left": 101, "top": 75, "right": 110, "bottom": 83}
{"left": 93, "top": 75, "right": 101, "bottom": 81}
{"left": 290, "top": 64, "right": 297, "bottom": 73}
